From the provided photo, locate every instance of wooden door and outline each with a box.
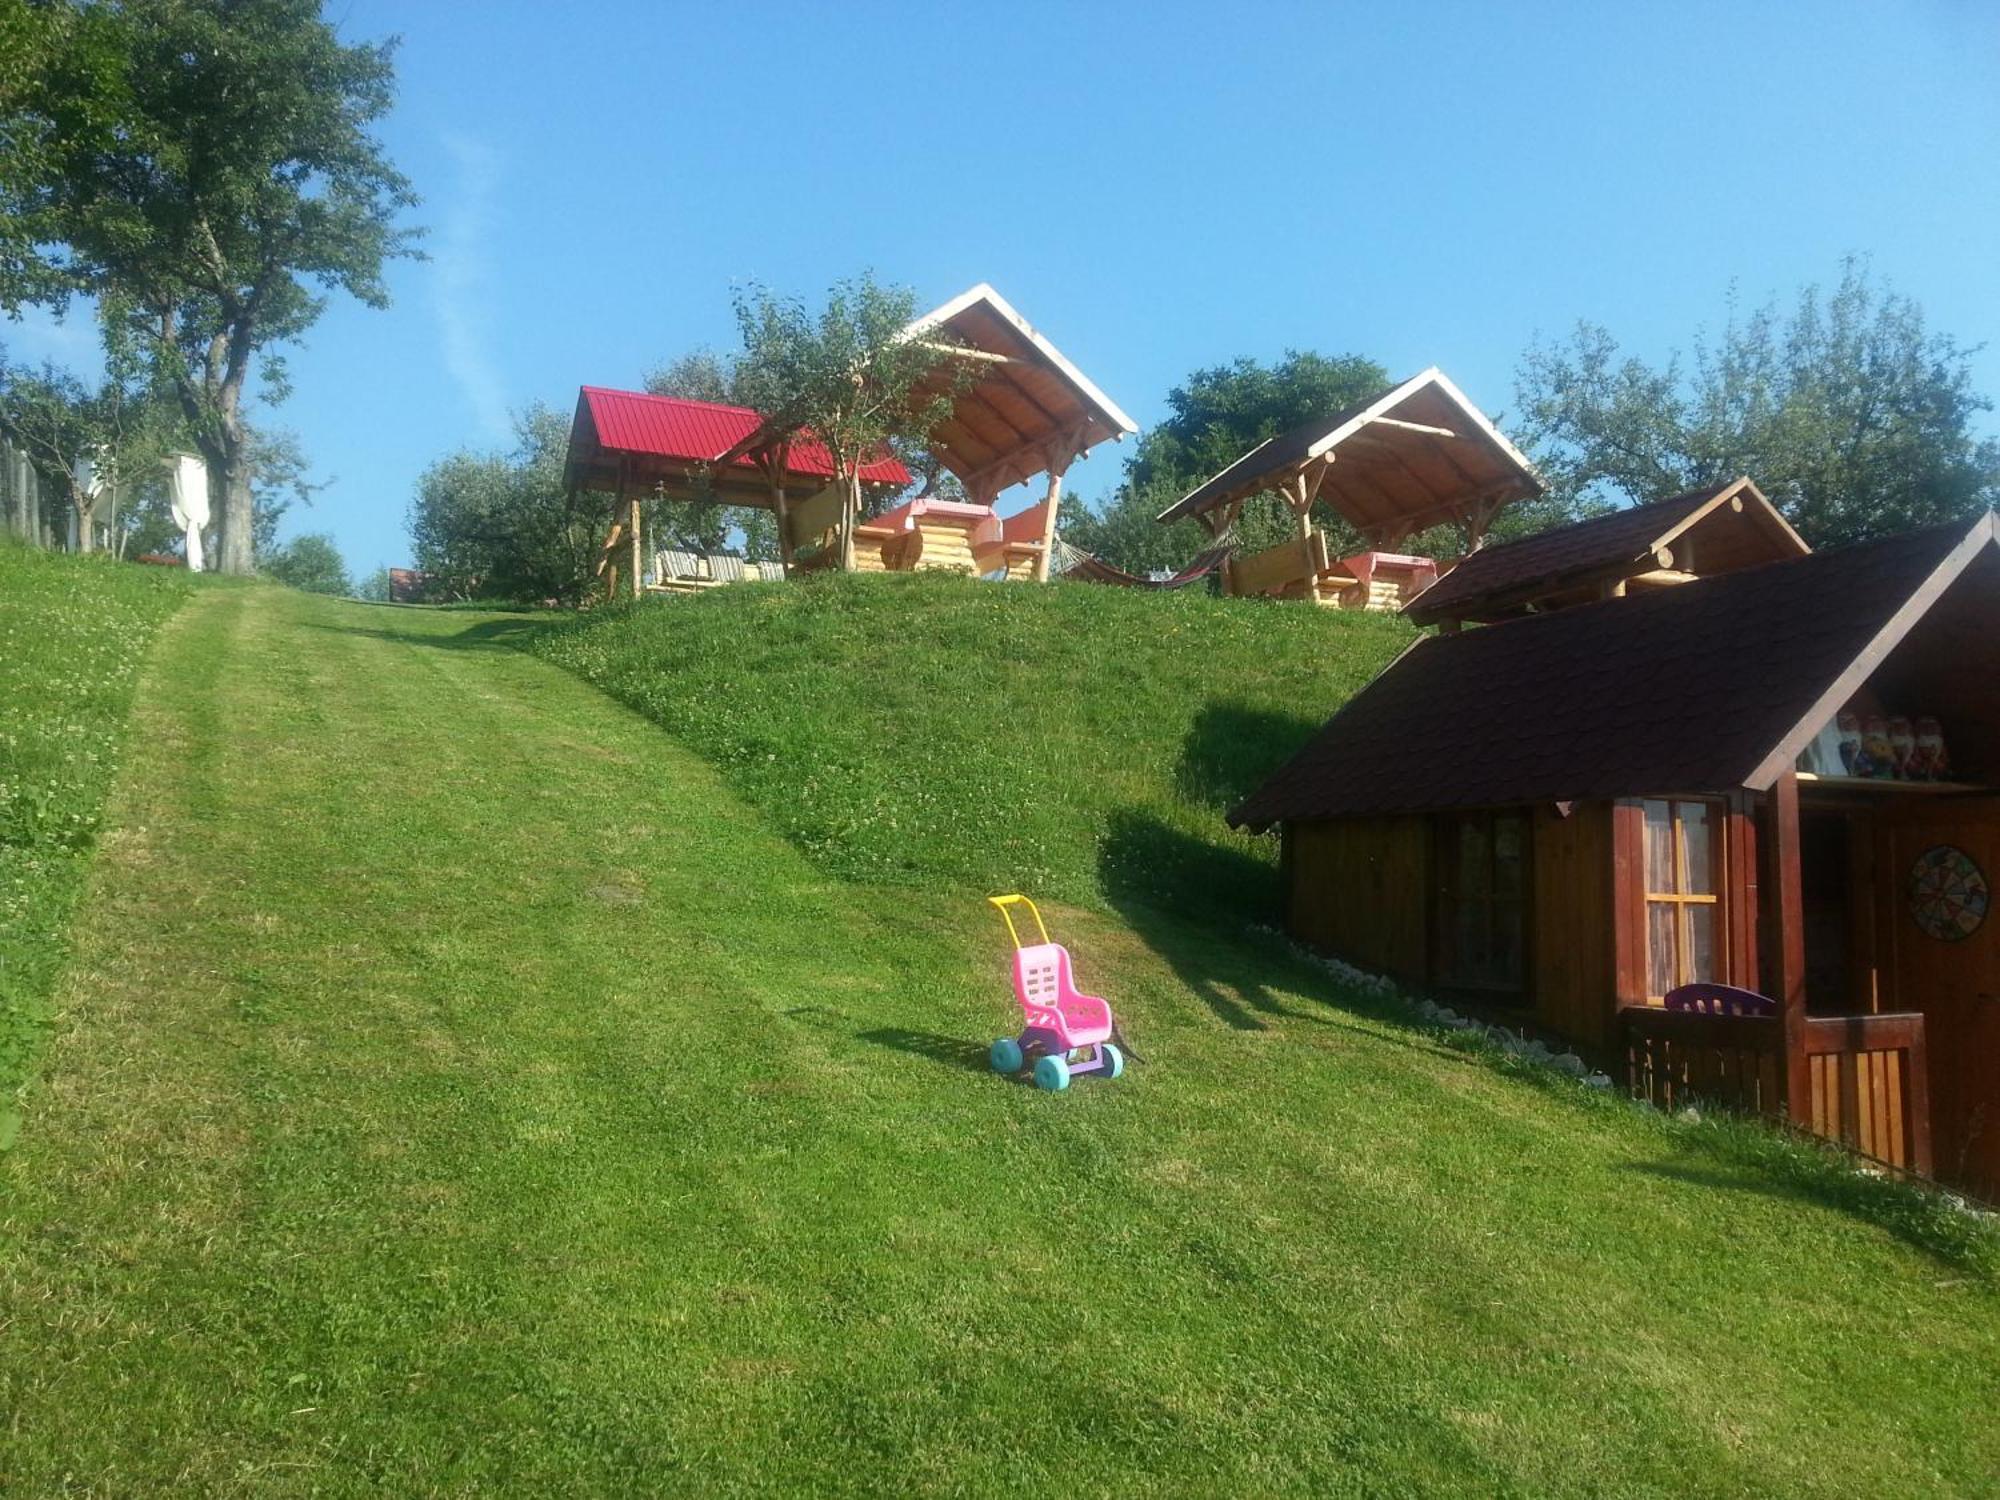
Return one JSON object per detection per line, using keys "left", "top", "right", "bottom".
{"left": 1875, "top": 797, "right": 2000, "bottom": 1198}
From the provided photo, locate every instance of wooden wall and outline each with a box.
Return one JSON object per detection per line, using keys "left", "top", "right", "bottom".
{"left": 1531, "top": 803, "right": 1618, "bottom": 1046}
{"left": 1869, "top": 794, "right": 2000, "bottom": 1199}
{"left": 1285, "top": 804, "right": 1621, "bottom": 1046}
{"left": 1286, "top": 818, "right": 1430, "bottom": 982}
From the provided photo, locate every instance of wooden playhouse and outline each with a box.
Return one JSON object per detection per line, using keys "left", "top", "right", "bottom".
{"left": 1232, "top": 497, "right": 2000, "bottom": 1199}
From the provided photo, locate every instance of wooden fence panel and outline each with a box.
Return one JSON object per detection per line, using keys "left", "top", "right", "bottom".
{"left": 1623, "top": 1007, "right": 1932, "bottom": 1176}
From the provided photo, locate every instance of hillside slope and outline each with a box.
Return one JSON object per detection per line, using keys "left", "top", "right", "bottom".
{"left": 4, "top": 585, "right": 1996, "bottom": 1495}
{"left": 0, "top": 544, "right": 191, "bottom": 1142}
{"left": 529, "top": 572, "right": 1414, "bottom": 919}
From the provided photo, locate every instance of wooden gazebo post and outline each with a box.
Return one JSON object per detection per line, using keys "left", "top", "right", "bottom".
{"left": 628, "top": 475, "right": 644, "bottom": 600}
{"left": 1031, "top": 425, "right": 1087, "bottom": 582}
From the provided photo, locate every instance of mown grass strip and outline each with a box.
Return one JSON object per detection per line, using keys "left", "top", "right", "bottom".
{"left": 0, "top": 543, "right": 192, "bottom": 1146}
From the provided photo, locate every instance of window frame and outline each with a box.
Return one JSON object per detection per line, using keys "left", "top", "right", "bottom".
{"left": 1642, "top": 797, "right": 1726, "bottom": 1001}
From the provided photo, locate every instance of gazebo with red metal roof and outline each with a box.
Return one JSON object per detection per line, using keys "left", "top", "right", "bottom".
{"left": 562, "top": 386, "right": 912, "bottom": 596}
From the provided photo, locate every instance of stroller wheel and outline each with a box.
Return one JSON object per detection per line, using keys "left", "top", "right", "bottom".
{"left": 1100, "top": 1043, "right": 1125, "bottom": 1080}
{"left": 1033, "top": 1054, "right": 1071, "bottom": 1092}
{"left": 989, "top": 1037, "right": 1024, "bottom": 1075}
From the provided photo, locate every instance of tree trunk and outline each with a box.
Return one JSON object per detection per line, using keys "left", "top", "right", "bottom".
{"left": 205, "top": 427, "right": 256, "bottom": 575}
{"left": 23, "top": 451, "right": 44, "bottom": 548}
{"left": 838, "top": 468, "right": 860, "bottom": 572}
{"left": 0, "top": 441, "right": 17, "bottom": 541}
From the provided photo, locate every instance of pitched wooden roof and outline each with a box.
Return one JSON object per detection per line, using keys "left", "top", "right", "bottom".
{"left": 901, "top": 284, "right": 1137, "bottom": 502}
{"left": 1404, "top": 477, "right": 1809, "bottom": 625}
{"left": 1230, "top": 513, "right": 2000, "bottom": 829}
{"left": 1154, "top": 368, "right": 1543, "bottom": 542}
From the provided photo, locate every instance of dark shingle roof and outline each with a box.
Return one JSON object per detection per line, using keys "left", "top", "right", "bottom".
{"left": 1230, "top": 515, "right": 1997, "bottom": 829}
{"left": 1403, "top": 482, "right": 1734, "bottom": 624}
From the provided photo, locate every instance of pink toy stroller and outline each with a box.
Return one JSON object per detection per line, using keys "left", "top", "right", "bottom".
{"left": 987, "top": 894, "right": 1125, "bottom": 1091}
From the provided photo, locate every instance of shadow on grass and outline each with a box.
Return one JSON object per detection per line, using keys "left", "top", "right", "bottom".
{"left": 856, "top": 1027, "right": 993, "bottom": 1075}
{"left": 298, "top": 617, "right": 545, "bottom": 652}
{"left": 1173, "top": 700, "right": 1322, "bottom": 811}
{"left": 1098, "top": 808, "right": 1341, "bottom": 1033}
{"left": 1623, "top": 1156, "right": 1997, "bottom": 1275}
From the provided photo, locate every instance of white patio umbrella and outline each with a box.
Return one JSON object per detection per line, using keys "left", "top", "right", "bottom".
{"left": 169, "top": 452, "right": 210, "bottom": 572}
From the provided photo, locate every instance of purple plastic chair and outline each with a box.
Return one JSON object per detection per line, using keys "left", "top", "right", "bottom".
{"left": 1662, "top": 983, "right": 1777, "bottom": 1017}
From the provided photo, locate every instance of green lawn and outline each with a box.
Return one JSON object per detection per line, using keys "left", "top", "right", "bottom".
{"left": 3, "top": 573, "right": 1998, "bottom": 1495}
{"left": 0, "top": 542, "right": 191, "bottom": 1147}
{"left": 528, "top": 572, "right": 1416, "bottom": 919}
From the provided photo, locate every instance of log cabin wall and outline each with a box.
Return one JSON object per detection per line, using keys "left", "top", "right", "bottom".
{"left": 907, "top": 518, "right": 984, "bottom": 573}
{"left": 1285, "top": 818, "right": 1430, "bottom": 982}
{"left": 1285, "top": 804, "right": 1622, "bottom": 1044}
{"left": 1530, "top": 803, "right": 1618, "bottom": 1047}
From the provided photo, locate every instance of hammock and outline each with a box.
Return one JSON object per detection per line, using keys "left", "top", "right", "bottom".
{"left": 1053, "top": 537, "right": 1234, "bottom": 590}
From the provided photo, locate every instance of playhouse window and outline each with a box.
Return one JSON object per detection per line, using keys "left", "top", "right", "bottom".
{"left": 1433, "top": 810, "right": 1529, "bottom": 993}
{"left": 1643, "top": 799, "right": 1722, "bottom": 999}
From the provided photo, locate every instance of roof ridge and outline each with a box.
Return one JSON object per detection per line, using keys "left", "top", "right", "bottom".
{"left": 1456, "top": 480, "right": 1732, "bottom": 562}
{"left": 1422, "top": 510, "right": 1987, "bottom": 640}
{"left": 583, "top": 385, "right": 761, "bottom": 419}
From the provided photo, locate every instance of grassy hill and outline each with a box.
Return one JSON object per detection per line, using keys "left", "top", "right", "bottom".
{"left": 4, "top": 575, "right": 1997, "bottom": 1493}
{"left": 0, "top": 543, "right": 191, "bottom": 1143}
{"left": 528, "top": 572, "right": 1414, "bottom": 921}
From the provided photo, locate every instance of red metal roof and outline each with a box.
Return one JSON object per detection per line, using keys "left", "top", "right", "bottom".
{"left": 578, "top": 387, "right": 910, "bottom": 485}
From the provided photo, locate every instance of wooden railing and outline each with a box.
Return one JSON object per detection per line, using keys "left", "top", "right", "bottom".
{"left": 1623, "top": 1008, "right": 1783, "bottom": 1117}
{"left": 1801, "top": 1013, "right": 1932, "bottom": 1177}
{"left": 1621, "top": 1007, "right": 1931, "bottom": 1176}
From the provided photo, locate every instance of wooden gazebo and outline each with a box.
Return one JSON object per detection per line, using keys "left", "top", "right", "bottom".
{"left": 561, "top": 387, "right": 911, "bottom": 597}
{"left": 898, "top": 284, "right": 1138, "bottom": 580}
{"left": 1155, "top": 368, "right": 1543, "bottom": 604}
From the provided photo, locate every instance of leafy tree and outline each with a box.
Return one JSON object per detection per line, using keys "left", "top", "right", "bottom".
{"left": 728, "top": 272, "right": 969, "bottom": 570}
{"left": 1515, "top": 260, "right": 2000, "bottom": 547}
{"left": 114, "top": 422, "right": 322, "bottom": 563}
{"left": 1126, "top": 351, "right": 1390, "bottom": 496}
{"left": 261, "top": 530, "right": 350, "bottom": 594}
{"left": 409, "top": 402, "right": 600, "bottom": 604}
{"left": 0, "top": 0, "right": 420, "bottom": 574}
{"left": 643, "top": 349, "right": 737, "bottom": 406}
{"left": 1057, "top": 481, "right": 1207, "bottom": 578}
{"left": 354, "top": 565, "right": 392, "bottom": 602}
{"left": 0, "top": 345, "right": 175, "bottom": 552}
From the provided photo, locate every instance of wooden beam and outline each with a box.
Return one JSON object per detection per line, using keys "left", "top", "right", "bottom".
{"left": 1611, "top": 800, "right": 1647, "bottom": 1010}
{"left": 628, "top": 490, "right": 644, "bottom": 600}
{"left": 912, "top": 341, "right": 1019, "bottom": 365}
{"left": 1030, "top": 426, "right": 1087, "bottom": 583}
{"left": 1770, "top": 771, "right": 1810, "bottom": 1124}
{"left": 1198, "top": 495, "right": 1246, "bottom": 540}
{"left": 1365, "top": 416, "right": 1460, "bottom": 439}
{"left": 1624, "top": 568, "right": 1701, "bottom": 588}
{"left": 1295, "top": 500, "right": 1320, "bottom": 603}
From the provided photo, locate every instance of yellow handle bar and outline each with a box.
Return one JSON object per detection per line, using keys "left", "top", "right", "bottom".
{"left": 987, "top": 893, "right": 1049, "bottom": 950}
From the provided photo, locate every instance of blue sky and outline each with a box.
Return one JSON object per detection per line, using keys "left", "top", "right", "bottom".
{"left": 9, "top": 0, "right": 1999, "bottom": 575}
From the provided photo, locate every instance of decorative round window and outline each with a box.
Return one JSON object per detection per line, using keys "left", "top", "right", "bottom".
{"left": 1907, "top": 844, "right": 1990, "bottom": 942}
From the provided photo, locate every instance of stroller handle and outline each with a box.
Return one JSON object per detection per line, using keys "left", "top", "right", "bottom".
{"left": 987, "top": 893, "right": 1050, "bottom": 951}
